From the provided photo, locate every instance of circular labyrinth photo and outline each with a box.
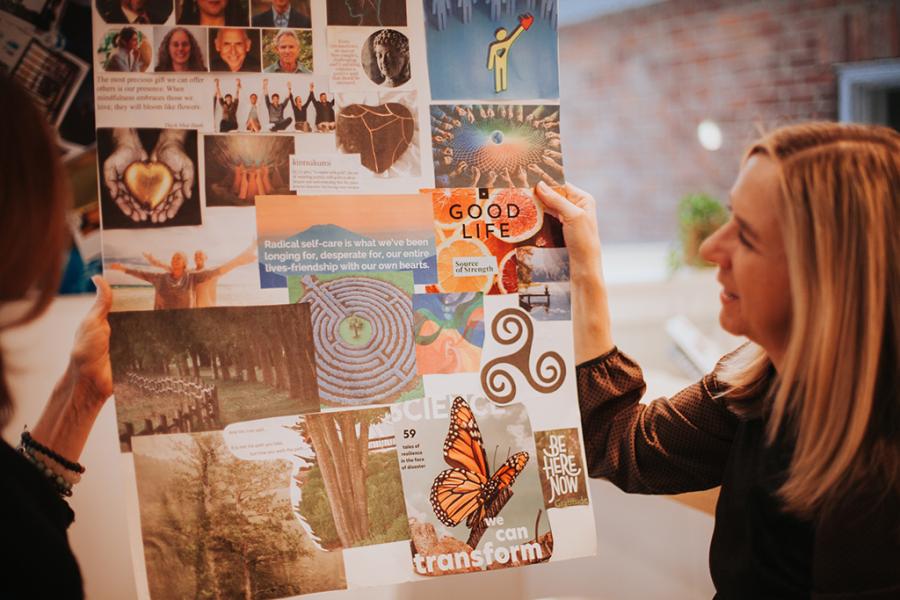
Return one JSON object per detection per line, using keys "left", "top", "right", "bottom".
{"left": 301, "top": 275, "right": 418, "bottom": 405}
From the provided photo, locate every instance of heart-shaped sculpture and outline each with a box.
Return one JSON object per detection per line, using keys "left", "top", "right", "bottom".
{"left": 123, "top": 161, "right": 174, "bottom": 209}
{"left": 336, "top": 103, "right": 414, "bottom": 174}
{"left": 519, "top": 13, "right": 534, "bottom": 30}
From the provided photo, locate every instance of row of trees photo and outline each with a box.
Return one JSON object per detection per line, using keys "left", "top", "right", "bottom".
{"left": 109, "top": 304, "right": 321, "bottom": 448}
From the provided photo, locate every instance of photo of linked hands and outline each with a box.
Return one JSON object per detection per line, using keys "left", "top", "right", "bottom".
{"left": 103, "top": 128, "right": 195, "bottom": 224}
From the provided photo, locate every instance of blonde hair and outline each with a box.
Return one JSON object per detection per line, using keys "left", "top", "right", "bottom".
{"left": 718, "top": 122, "right": 900, "bottom": 519}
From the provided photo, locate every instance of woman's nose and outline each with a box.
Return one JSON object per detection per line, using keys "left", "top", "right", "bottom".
{"left": 699, "top": 222, "right": 730, "bottom": 267}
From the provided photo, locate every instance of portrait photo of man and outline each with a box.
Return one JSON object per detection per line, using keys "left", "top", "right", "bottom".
{"left": 262, "top": 28, "right": 312, "bottom": 73}
{"left": 99, "top": 0, "right": 172, "bottom": 24}
{"left": 251, "top": 0, "right": 310, "bottom": 27}
{"left": 209, "top": 28, "right": 261, "bottom": 72}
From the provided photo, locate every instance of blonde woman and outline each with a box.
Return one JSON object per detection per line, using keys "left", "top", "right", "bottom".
{"left": 535, "top": 122, "right": 899, "bottom": 597}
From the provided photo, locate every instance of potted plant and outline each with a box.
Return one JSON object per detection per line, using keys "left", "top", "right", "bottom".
{"left": 674, "top": 193, "right": 727, "bottom": 268}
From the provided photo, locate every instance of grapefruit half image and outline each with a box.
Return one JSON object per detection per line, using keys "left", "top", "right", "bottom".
{"left": 495, "top": 248, "right": 519, "bottom": 295}
{"left": 486, "top": 188, "right": 544, "bottom": 243}
{"left": 431, "top": 188, "right": 481, "bottom": 225}
{"left": 448, "top": 219, "right": 516, "bottom": 295}
{"left": 435, "top": 236, "right": 495, "bottom": 294}
{"left": 431, "top": 188, "right": 482, "bottom": 240}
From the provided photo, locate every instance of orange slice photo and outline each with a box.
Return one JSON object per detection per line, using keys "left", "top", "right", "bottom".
{"left": 486, "top": 188, "right": 544, "bottom": 243}
{"left": 435, "top": 236, "right": 495, "bottom": 294}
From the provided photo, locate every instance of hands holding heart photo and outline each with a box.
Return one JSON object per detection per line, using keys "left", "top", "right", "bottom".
{"left": 103, "top": 128, "right": 195, "bottom": 224}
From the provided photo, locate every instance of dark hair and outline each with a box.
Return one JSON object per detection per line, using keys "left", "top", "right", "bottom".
{"left": 178, "top": 0, "right": 248, "bottom": 26}
{"left": 117, "top": 27, "right": 138, "bottom": 47}
{"left": 0, "top": 76, "right": 70, "bottom": 427}
{"left": 372, "top": 28, "right": 409, "bottom": 54}
{"left": 155, "top": 27, "right": 207, "bottom": 72}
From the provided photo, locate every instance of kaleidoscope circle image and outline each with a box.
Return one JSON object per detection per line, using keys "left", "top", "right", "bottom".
{"left": 431, "top": 104, "right": 564, "bottom": 189}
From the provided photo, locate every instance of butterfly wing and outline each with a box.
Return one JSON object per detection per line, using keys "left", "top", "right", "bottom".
{"left": 491, "top": 451, "right": 529, "bottom": 488}
{"left": 442, "top": 397, "right": 489, "bottom": 478}
{"left": 430, "top": 467, "right": 488, "bottom": 527}
{"left": 465, "top": 451, "right": 530, "bottom": 528}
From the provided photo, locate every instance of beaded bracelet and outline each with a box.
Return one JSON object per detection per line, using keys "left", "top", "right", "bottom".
{"left": 18, "top": 446, "right": 73, "bottom": 497}
{"left": 20, "top": 430, "right": 85, "bottom": 474}
{"left": 31, "top": 447, "right": 83, "bottom": 486}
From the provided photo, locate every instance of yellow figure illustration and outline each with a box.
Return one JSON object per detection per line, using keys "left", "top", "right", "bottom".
{"left": 487, "top": 13, "right": 533, "bottom": 93}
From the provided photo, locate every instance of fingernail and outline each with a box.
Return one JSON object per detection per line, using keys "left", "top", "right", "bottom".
{"left": 537, "top": 181, "right": 548, "bottom": 191}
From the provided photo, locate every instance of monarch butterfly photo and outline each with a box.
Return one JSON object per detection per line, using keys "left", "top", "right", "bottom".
{"left": 429, "top": 396, "right": 529, "bottom": 529}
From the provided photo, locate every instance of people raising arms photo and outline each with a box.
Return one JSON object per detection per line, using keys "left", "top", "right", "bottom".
{"left": 246, "top": 92, "right": 261, "bottom": 131}
{"left": 140, "top": 246, "right": 256, "bottom": 307}
{"left": 262, "top": 78, "right": 292, "bottom": 131}
{"left": 308, "top": 83, "right": 335, "bottom": 132}
{"left": 209, "top": 80, "right": 332, "bottom": 133}
{"left": 214, "top": 78, "right": 240, "bottom": 132}
{"left": 107, "top": 245, "right": 256, "bottom": 309}
{"left": 289, "top": 81, "right": 313, "bottom": 131}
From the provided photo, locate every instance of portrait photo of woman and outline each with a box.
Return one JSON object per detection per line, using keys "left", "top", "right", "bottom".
{"left": 154, "top": 27, "right": 208, "bottom": 72}
{"left": 100, "top": 27, "right": 151, "bottom": 73}
{"left": 177, "top": 0, "right": 248, "bottom": 26}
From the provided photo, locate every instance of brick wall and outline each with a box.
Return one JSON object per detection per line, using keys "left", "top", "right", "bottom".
{"left": 558, "top": 0, "right": 900, "bottom": 242}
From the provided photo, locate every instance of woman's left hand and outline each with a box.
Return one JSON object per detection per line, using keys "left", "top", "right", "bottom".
{"left": 69, "top": 276, "right": 113, "bottom": 406}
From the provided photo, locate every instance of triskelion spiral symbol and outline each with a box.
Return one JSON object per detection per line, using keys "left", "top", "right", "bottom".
{"left": 479, "top": 307, "right": 566, "bottom": 404}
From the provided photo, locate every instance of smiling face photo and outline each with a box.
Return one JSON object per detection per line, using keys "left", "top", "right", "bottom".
{"left": 262, "top": 28, "right": 313, "bottom": 73}
{"left": 209, "top": 27, "right": 261, "bottom": 72}
{"left": 154, "top": 26, "right": 208, "bottom": 72}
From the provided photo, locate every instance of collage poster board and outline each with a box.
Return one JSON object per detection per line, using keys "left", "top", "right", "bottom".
{"left": 92, "top": 0, "right": 592, "bottom": 597}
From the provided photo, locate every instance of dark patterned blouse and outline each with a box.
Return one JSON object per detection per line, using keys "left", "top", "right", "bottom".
{"left": 577, "top": 348, "right": 900, "bottom": 599}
